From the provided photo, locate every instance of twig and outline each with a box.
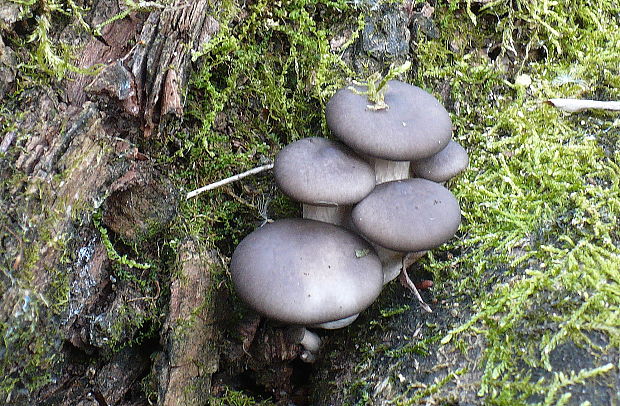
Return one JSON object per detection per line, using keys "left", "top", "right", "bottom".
{"left": 186, "top": 163, "right": 274, "bottom": 199}
{"left": 545, "top": 98, "right": 620, "bottom": 113}
{"left": 398, "top": 257, "right": 433, "bottom": 313}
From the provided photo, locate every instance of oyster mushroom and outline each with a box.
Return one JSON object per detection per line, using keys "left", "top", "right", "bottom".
{"left": 411, "top": 140, "right": 469, "bottom": 183}
{"left": 274, "top": 137, "right": 375, "bottom": 226}
{"left": 352, "top": 178, "right": 461, "bottom": 284}
{"left": 230, "top": 218, "right": 383, "bottom": 361}
{"left": 326, "top": 80, "right": 453, "bottom": 184}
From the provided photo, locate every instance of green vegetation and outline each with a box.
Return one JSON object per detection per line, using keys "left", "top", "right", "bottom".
{"left": 91, "top": 212, "right": 166, "bottom": 351}
{"left": 0, "top": 168, "right": 71, "bottom": 400}
{"left": 3, "top": 0, "right": 94, "bottom": 79}
{"left": 94, "top": 211, "right": 152, "bottom": 271}
{"left": 2, "top": 0, "right": 618, "bottom": 402}
{"left": 349, "top": 60, "right": 412, "bottom": 110}
{"left": 209, "top": 388, "right": 276, "bottom": 406}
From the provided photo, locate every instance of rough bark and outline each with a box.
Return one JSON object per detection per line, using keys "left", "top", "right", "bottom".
{"left": 153, "top": 240, "right": 221, "bottom": 406}
{"left": 0, "top": 0, "right": 220, "bottom": 404}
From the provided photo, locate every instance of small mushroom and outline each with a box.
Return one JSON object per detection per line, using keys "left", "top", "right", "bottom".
{"left": 230, "top": 218, "right": 384, "bottom": 361}
{"left": 274, "top": 137, "right": 375, "bottom": 225}
{"left": 411, "top": 140, "right": 469, "bottom": 183}
{"left": 326, "top": 80, "right": 452, "bottom": 183}
{"left": 352, "top": 178, "right": 461, "bottom": 283}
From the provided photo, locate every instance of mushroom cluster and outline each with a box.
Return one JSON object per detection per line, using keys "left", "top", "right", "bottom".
{"left": 230, "top": 79, "right": 468, "bottom": 361}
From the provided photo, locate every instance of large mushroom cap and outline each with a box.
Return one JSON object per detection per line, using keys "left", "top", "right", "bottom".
{"left": 411, "top": 140, "right": 469, "bottom": 183}
{"left": 274, "top": 137, "right": 376, "bottom": 206}
{"left": 352, "top": 178, "right": 461, "bottom": 252}
{"left": 231, "top": 218, "right": 384, "bottom": 325}
{"left": 326, "top": 80, "right": 452, "bottom": 161}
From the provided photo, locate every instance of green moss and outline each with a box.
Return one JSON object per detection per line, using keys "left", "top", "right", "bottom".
{"left": 4, "top": 0, "right": 98, "bottom": 81}
{"left": 89, "top": 215, "right": 164, "bottom": 351}
{"left": 209, "top": 388, "right": 276, "bottom": 406}
{"left": 159, "top": 1, "right": 366, "bottom": 278}
{"left": 0, "top": 284, "right": 62, "bottom": 399}
{"left": 394, "top": 368, "right": 467, "bottom": 406}
{"left": 150, "top": 0, "right": 620, "bottom": 402}
{"left": 404, "top": 0, "right": 620, "bottom": 403}
{"left": 94, "top": 211, "right": 152, "bottom": 272}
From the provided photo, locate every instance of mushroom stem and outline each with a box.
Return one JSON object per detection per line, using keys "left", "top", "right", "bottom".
{"left": 374, "top": 245, "right": 405, "bottom": 284}
{"left": 368, "top": 157, "right": 410, "bottom": 184}
{"left": 286, "top": 326, "right": 322, "bottom": 363}
{"left": 374, "top": 246, "right": 428, "bottom": 284}
{"left": 302, "top": 204, "right": 350, "bottom": 226}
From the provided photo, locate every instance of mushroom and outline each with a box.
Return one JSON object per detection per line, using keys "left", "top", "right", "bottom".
{"left": 326, "top": 80, "right": 453, "bottom": 184}
{"left": 410, "top": 140, "right": 469, "bottom": 183}
{"left": 274, "top": 137, "right": 375, "bottom": 225}
{"left": 230, "top": 218, "right": 384, "bottom": 361}
{"left": 352, "top": 178, "right": 461, "bottom": 284}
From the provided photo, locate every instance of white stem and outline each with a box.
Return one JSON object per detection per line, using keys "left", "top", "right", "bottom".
{"left": 286, "top": 326, "right": 322, "bottom": 363}
{"left": 298, "top": 328, "right": 321, "bottom": 354}
{"left": 399, "top": 261, "right": 433, "bottom": 313}
{"left": 403, "top": 251, "right": 427, "bottom": 268}
{"left": 302, "top": 204, "right": 350, "bottom": 227}
{"left": 371, "top": 158, "right": 410, "bottom": 184}
{"left": 545, "top": 98, "right": 620, "bottom": 113}
{"left": 186, "top": 163, "right": 274, "bottom": 199}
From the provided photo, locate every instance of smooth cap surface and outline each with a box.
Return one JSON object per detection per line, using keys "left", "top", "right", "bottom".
{"left": 411, "top": 140, "right": 469, "bottom": 182}
{"left": 352, "top": 178, "right": 461, "bottom": 252}
{"left": 231, "top": 218, "right": 384, "bottom": 325}
{"left": 326, "top": 80, "right": 452, "bottom": 161}
{"left": 274, "top": 137, "right": 376, "bottom": 206}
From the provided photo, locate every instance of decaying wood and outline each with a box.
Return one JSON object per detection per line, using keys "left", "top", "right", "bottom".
{"left": 102, "top": 158, "right": 180, "bottom": 242}
{"left": 0, "top": 0, "right": 223, "bottom": 402}
{"left": 129, "top": 0, "right": 220, "bottom": 137}
{"left": 0, "top": 92, "right": 161, "bottom": 404}
{"left": 154, "top": 240, "right": 221, "bottom": 405}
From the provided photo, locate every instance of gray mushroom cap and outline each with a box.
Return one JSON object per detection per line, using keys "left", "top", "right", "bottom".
{"left": 230, "top": 218, "right": 384, "bottom": 325}
{"left": 352, "top": 178, "right": 461, "bottom": 252}
{"left": 326, "top": 80, "right": 452, "bottom": 161}
{"left": 274, "top": 137, "right": 376, "bottom": 206}
{"left": 411, "top": 140, "right": 469, "bottom": 183}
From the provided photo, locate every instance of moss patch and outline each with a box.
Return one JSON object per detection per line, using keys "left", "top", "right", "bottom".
{"left": 173, "top": 0, "right": 359, "bottom": 255}
{"left": 157, "top": 0, "right": 620, "bottom": 403}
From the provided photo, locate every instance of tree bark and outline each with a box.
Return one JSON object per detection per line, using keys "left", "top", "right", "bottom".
{"left": 0, "top": 0, "right": 221, "bottom": 404}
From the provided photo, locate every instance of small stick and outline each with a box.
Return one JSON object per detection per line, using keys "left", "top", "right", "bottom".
{"left": 399, "top": 257, "right": 433, "bottom": 313}
{"left": 545, "top": 98, "right": 620, "bottom": 113}
{"left": 186, "top": 163, "right": 274, "bottom": 199}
